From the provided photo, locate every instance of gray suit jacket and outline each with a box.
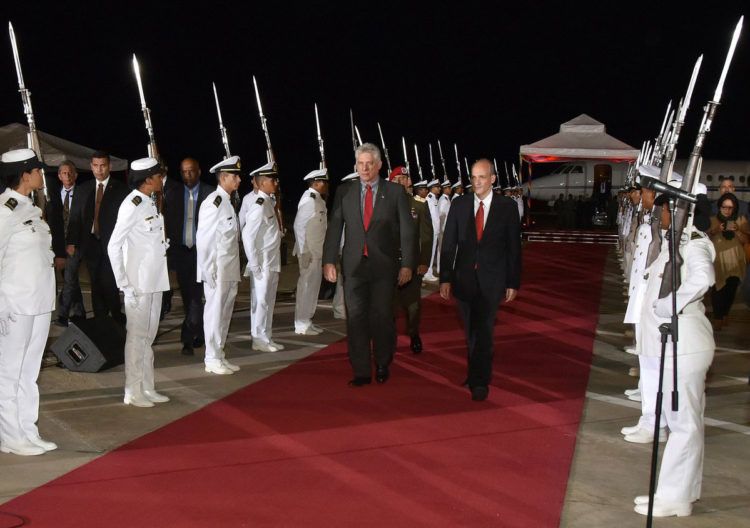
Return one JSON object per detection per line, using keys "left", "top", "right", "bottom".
{"left": 323, "top": 178, "right": 416, "bottom": 278}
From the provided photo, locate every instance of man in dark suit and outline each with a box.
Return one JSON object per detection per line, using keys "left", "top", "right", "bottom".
{"left": 164, "top": 157, "right": 214, "bottom": 355}
{"left": 51, "top": 161, "right": 85, "bottom": 325}
{"left": 439, "top": 158, "right": 522, "bottom": 401}
{"left": 66, "top": 151, "right": 129, "bottom": 324}
{"left": 323, "top": 143, "right": 416, "bottom": 386}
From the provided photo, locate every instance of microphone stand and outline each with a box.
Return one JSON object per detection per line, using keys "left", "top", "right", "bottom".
{"left": 646, "top": 196, "right": 680, "bottom": 527}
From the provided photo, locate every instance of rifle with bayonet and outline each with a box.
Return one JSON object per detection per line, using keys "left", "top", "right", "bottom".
{"left": 253, "top": 76, "right": 283, "bottom": 230}
{"left": 377, "top": 122, "right": 392, "bottom": 174}
{"left": 414, "top": 144, "right": 424, "bottom": 183}
{"left": 437, "top": 140, "right": 448, "bottom": 181}
{"left": 8, "top": 22, "right": 49, "bottom": 204}
{"left": 454, "top": 144, "right": 462, "bottom": 186}
{"left": 315, "top": 103, "right": 326, "bottom": 169}
{"left": 212, "top": 82, "right": 231, "bottom": 158}
{"left": 132, "top": 54, "right": 160, "bottom": 162}
{"left": 643, "top": 54, "right": 703, "bottom": 269}
{"left": 428, "top": 144, "right": 437, "bottom": 181}
{"left": 349, "top": 109, "right": 359, "bottom": 157}
{"left": 658, "top": 16, "right": 743, "bottom": 298}
{"left": 402, "top": 137, "right": 411, "bottom": 178}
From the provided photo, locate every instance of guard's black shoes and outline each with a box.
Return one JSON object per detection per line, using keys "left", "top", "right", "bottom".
{"left": 181, "top": 345, "right": 194, "bottom": 356}
{"left": 348, "top": 377, "right": 372, "bottom": 387}
{"left": 410, "top": 335, "right": 423, "bottom": 354}
{"left": 375, "top": 365, "right": 390, "bottom": 384}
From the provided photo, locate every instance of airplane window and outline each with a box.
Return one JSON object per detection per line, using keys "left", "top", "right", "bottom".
{"left": 740, "top": 176, "right": 746, "bottom": 183}
{"left": 706, "top": 174, "right": 713, "bottom": 182}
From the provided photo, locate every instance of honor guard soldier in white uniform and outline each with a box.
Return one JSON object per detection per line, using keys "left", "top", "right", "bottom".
{"left": 242, "top": 161, "right": 283, "bottom": 352}
{"left": 633, "top": 179, "right": 715, "bottom": 518}
{"left": 196, "top": 156, "right": 242, "bottom": 375}
{"left": 451, "top": 179, "right": 464, "bottom": 200}
{"left": 293, "top": 168, "right": 328, "bottom": 335}
{"left": 331, "top": 172, "right": 359, "bottom": 320}
{"left": 423, "top": 178, "right": 442, "bottom": 281}
{"left": 0, "top": 149, "right": 57, "bottom": 455}
{"left": 107, "top": 158, "right": 170, "bottom": 407}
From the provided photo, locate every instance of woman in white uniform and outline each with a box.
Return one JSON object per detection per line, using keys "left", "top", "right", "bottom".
{"left": 0, "top": 149, "right": 57, "bottom": 456}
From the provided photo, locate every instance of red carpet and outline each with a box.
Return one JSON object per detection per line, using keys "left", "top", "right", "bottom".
{"left": 3, "top": 243, "right": 608, "bottom": 527}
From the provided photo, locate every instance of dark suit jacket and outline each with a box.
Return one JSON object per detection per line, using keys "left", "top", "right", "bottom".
{"left": 42, "top": 178, "right": 67, "bottom": 258}
{"left": 164, "top": 181, "right": 215, "bottom": 257}
{"left": 66, "top": 177, "right": 130, "bottom": 256}
{"left": 323, "top": 178, "right": 416, "bottom": 277}
{"left": 411, "top": 196, "right": 433, "bottom": 268}
{"left": 439, "top": 193, "right": 521, "bottom": 303}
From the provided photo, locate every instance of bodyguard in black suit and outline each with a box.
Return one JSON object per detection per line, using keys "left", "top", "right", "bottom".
{"left": 323, "top": 143, "right": 416, "bottom": 386}
{"left": 66, "top": 152, "right": 129, "bottom": 324}
{"left": 439, "top": 159, "right": 521, "bottom": 401}
{"left": 164, "top": 158, "right": 214, "bottom": 354}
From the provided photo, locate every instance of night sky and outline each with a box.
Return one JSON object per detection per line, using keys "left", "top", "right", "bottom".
{"left": 1, "top": 1, "right": 748, "bottom": 209}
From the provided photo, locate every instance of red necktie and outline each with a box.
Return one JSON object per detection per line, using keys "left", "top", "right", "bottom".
{"left": 363, "top": 184, "right": 373, "bottom": 255}
{"left": 476, "top": 200, "right": 484, "bottom": 242}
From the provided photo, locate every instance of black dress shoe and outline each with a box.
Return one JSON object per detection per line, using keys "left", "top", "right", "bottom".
{"left": 55, "top": 316, "right": 69, "bottom": 327}
{"left": 192, "top": 337, "right": 205, "bottom": 348}
{"left": 348, "top": 376, "right": 372, "bottom": 387}
{"left": 181, "top": 345, "right": 194, "bottom": 356}
{"left": 375, "top": 365, "right": 390, "bottom": 384}
{"left": 470, "top": 386, "right": 489, "bottom": 401}
{"left": 410, "top": 335, "right": 423, "bottom": 354}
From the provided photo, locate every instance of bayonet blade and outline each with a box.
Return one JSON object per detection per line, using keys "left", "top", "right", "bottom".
{"left": 677, "top": 55, "right": 703, "bottom": 123}
{"left": 714, "top": 16, "right": 743, "bottom": 102}
{"left": 355, "top": 126, "right": 363, "bottom": 146}
{"left": 212, "top": 82, "right": 224, "bottom": 126}
{"left": 253, "top": 75, "right": 264, "bottom": 118}
{"left": 132, "top": 54, "right": 147, "bottom": 108}
{"left": 8, "top": 22, "right": 25, "bottom": 89}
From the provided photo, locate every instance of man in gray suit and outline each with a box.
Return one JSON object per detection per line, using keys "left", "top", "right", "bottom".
{"left": 323, "top": 143, "right": 416, "bottom": 386}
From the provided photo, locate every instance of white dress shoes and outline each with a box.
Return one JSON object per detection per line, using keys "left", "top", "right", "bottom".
{"left": 634, "top": 497, "right": 692, "bottom": 517}
{"left": 143, "top": 390, "right": 170, "bottom": 403}
{"left": 252, "top": 340, "right": 279, "bottom": 353}
{"left": 309, "top": 324, "right": 324, "bottom": 333}
{"left": 295, "top": 326, "right": 322, "bottom": 336}
{"left": 28, "top": 435, "right": 58, "bottom": 451}
{"left": 624, "top": 427, "right": 667, "bottom": 444}
{"left": 222, "top": 359, "right": 240, "bottom": 372}
{"left": 623, "top": 388, "right": 640, "bottom": 397}
{"left": 205, "top": 363, "right": 234, "bottom": 375}
{"left": 620, "top": 423, "right": 641, "bottom": 435}
{"left": 627, "top": 392, "right": 642, "bottom": 402}
{"left": 1, "top": 440, "right": 46, "bottom": 456}
{"left": 124, "top": 393, "right": 155, "bottom": 407}
{"left": 624, "top": 345, "right": 637, "bottom": 355}
{"left": 269, "top": 340, "right": 285, "bottom": 351}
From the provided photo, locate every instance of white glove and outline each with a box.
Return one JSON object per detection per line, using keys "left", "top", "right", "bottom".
{"left": 203, "top": 269, "right": 217, "bottom": 289}
{"left": 298, "top": 253, "right": 312, "bottom": 269}
{"left": 122, "top": 287, "right": 139, "bottom": 309}
{"left": 164, "top": 238, "right": 171, "bottom": 251}
{"left": 653, "top": 298, "right": 672, "bottom": 319}
{"left": 251, "top": 266, "right": 263, "bottom": 281}
{"left": 0, "top": 312, "right": 17, "bottom": 337}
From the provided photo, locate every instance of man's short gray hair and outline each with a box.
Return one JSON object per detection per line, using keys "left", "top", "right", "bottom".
{"left": 58, "top": 159, "right": 78, "bottom": 173}
{"left": 355, "top": 142, "right": 381, "bottom": 163}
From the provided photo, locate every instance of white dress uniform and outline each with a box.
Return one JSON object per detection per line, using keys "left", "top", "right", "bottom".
{"left": 242, "top": 189, "right": 281, "bottom": 347}
{"left": 108, "top": 187, "right": 170, "bottom": 404}
{"left": 424, "top": 189, "right": 441, "bottom": 280}
{"left": 637, "top": 231, "right": 715, "bottom": 510}
{"left": 331, "top": 172, "right": 358, "bottom": 320}
{"left": 196, "top": 185, "right": 241, "bottom": 370}
{"left": 0, "top": 188, "right": 55, "bottom": 453}
{"left": 622, "top": 213, "right": 664, "bottom": 434}
{"left": 293, "top": 186, "right": 327, "bottom": 334}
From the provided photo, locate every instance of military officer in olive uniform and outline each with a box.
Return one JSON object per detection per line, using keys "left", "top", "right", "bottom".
{"left": 108, "top": 158, "right": 171, "bottom": 408}
{"left": 392, "top": 167, "right": 433, "bottom": 353}
{"left": 196, "top": 156, "right": 243, "bottom": 375}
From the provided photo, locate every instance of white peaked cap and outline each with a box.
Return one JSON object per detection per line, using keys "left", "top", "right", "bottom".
{"left": 249, "top": 160, "right": 278, "bottom": 177}
{"left": 341, "top": 172, "right": 359, "bottom": 182}
{"left": 2, "top": 148, "right": 37, "bottom": 163}
{"left": 426, "top": 179, "right": 440, "bottom": 187}
{"left": 304, "top": 168, "right": 328, "bottom": 181}
{"left": 130, "top": 157, "right": 159, "bottom": 171}
{"left": 209, "top": 155, "right": 242, "bottom": 174}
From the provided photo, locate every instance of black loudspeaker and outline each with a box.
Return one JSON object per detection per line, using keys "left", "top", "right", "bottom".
{"left": 51, "top": 317, "right": 126, "bottom": 372}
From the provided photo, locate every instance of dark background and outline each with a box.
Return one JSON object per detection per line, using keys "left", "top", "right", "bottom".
{"left": 1, "top": 1, "right": 747, "bottom": 211}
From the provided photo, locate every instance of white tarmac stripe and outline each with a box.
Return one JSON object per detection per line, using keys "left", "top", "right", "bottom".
{"left": 585, "top": 391, "right": 750, "bottom": 435}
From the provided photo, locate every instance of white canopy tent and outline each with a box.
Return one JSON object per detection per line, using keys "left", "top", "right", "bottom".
{"left": 0, "top": 123, "right": 128, "bottom": 171}
{"left": 520, "top": 114, "right": 639, "bottom": 163}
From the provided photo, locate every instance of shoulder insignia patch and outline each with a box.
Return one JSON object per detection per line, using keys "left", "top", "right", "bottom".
{"left": 309, "top": 192, "right": 316, "bottom": 199}
{"left": 4, "top": 198, "right": 18, "bottom": 211}
{"left": 691, "top": 232, "right": 703, "bottom": 240}
{"left": 214, "top": 196, "right": 222, "bottom": 207}
{"left": 132, "top": 196, "right": 142, "bottom": 206}
{"left": 256, "top": 197, "right": 265, "bottom": 205}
